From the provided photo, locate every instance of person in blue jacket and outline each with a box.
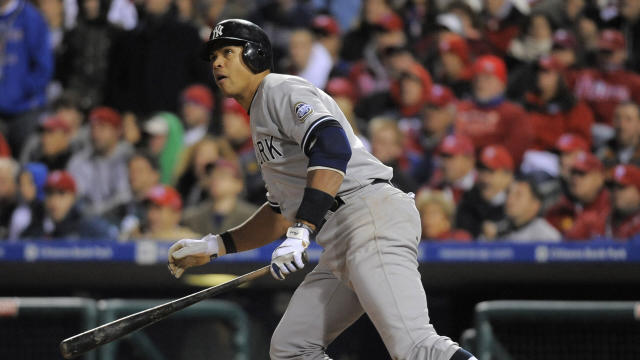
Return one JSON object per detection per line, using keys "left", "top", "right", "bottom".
{"left": 0, "top": 0, "right": 53, "bottom": 153}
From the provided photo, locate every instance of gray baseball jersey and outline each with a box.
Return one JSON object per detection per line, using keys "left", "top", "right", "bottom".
{"left": 250, "top": 73, "right": 465, "bottom": 360}
{"left": 249, "top": 73, "right": 392, "bottom": 221}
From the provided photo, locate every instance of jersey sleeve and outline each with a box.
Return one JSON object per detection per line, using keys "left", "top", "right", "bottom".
{"left": 266, "top": 78, "right": 339, "bottom": 153}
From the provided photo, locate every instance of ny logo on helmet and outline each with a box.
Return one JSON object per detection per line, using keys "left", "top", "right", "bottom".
{"left": 212, "top": 25, "right": 224, "bottom": 39}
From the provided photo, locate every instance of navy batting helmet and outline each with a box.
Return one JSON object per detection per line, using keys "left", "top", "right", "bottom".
{"left": 202, "top": 19, "right": 273, "bottom": 74}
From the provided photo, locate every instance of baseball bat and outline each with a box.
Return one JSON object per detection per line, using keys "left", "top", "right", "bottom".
{"left": 59, "top": 265, "right": 271, "bottom": 359}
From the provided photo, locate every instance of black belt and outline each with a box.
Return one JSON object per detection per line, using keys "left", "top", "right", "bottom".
{"left": 330, "top": 178, "right": 392, "bottom": 212}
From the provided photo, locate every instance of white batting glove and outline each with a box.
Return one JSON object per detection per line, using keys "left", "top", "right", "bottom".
{"left": 168, "top": 234, "right": 223, "bottom": 278}
{"left": 270, "top": 225, "right": 310, "bottom": 280}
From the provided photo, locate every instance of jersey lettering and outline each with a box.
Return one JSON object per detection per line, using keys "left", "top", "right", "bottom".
{"left": 255, "top": 136, "right": 283, "bottom": 165}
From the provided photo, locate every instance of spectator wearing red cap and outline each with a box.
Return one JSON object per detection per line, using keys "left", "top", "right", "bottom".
{"left": 571, "top": 29, "right": 640, "bottom": 128}
{"left": 410, "top": 84, "right": 458, "bottom": 184}
{"left": 220, "top": 98, "right": 266, "bottom": 205}
{"left": 183, "top": 159, "right": 258, "bottom": 236}
{"left": 426, "top": 134, "right": 476, "bottom": 204}
{"left": 20, "top": 116, "right": 74, "bottom": 171}
{"left": 607, "top": 164, "right": 640, "bottom": 239}
{"left": 555, "top": 133, "right": 590, "bottom": 182}
{"left": 368, "top": 117, "right": 418, "bottom": 193}
{"left": 597, "top": 101, "right": 640, "bottom": 169}
{"left": 68, "top": 106, "right": 133, "bottom": 219}
{"left": 181, "top": 84, "right": 214, "bottom": 147}
{"left": 141, "top": 184, "right": 199, "bottom": 241}
{"left": 546, "top": 152, "right": 611, "bottom": 240}
{"left": 390, "top": 62, "right": 433, "bottom": 118}
{"left": 436, "top": 33, "right": 474, "bottom": 99}
{"left": 455, "top": 55, "right": 532, "bottom": 165}
{"left": 325, "top": 77, "right": 368, "bottom": 151}
{"left": 415, "top": 190, "right": 472, "bottom": 242}
{"left": 481, "top": 0, "right": 528, "bottom": 55}
{"left": 456, "top": 145, "right": 515, "bottom": 238}
{"left": 310, "top": 14, "right": 343, "bottom": 78}
{"left": 524, "top": 56, "right": 594, "bottom": 152}
{"left": 22, "top": 171, "right": 117, "bottom": 239}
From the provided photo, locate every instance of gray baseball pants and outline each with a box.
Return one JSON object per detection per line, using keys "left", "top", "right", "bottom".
{"left": 270, "top": 183, "right": 461, "bottom": 360}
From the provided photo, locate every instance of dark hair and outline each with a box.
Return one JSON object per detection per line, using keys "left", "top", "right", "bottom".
{"left": 129, "top": 150, "right": 160, "bottom": 172}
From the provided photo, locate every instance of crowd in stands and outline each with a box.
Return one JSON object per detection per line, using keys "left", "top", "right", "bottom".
{"left": 2, "top": 0, "right": 640, "bottom": 243}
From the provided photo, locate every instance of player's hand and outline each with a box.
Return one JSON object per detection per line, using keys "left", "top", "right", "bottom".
{"left": 168, "top": 234, "right": 220, "bottom": 278}
{"left": 270, "top": 225, "right": 310, "bottom": 280}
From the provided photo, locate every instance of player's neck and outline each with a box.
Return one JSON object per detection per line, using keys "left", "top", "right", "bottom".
{"left": 236, "top": 71, "right": 269, "bottom": 111}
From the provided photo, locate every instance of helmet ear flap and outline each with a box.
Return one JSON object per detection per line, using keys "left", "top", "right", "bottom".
{"left": 243, "top": 42, "right": 269, "bottom": 73}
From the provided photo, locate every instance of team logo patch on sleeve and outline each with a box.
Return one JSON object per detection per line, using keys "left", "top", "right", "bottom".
{"left": 294, "top": 102, "right": 313, "bottom": 122}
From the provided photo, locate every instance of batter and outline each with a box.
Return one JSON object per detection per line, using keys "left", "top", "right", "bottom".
{"left": 167, "top": 19, "right": 476, "bottom": 360}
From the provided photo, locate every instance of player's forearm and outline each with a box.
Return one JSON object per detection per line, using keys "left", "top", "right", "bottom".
{"left": 226, "top": 203, "right": 292, "bottom": 252}
{"left": 306, "top": 168, "right": 344, "bottom": 197}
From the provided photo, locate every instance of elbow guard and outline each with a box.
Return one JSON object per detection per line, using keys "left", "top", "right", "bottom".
{"left": 306, "top": 121, "right": 352, "bottom": 174}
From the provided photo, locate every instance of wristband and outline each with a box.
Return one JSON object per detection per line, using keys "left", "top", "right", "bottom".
{"left": 295, "top": 187, "right": 336, "bottom": 229}
{"left": 293, "top": 222, "right": 315, "bottom": 235}
{"left": 220, "top": 231, "right": 237, "bottom": 254}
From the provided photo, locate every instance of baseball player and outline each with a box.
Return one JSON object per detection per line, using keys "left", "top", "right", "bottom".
{"left": 167, "top": 19, "right": 476, "bottom": 360}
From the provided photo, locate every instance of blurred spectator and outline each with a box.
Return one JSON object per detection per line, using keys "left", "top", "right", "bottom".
{"left": 183, "top": 159, "right": 257, "bottom": 235}
{"left": 499, "top": 172, "right": 562, "bottom": 242}
{"left": 0, "top": 0, "right": 54, "bottom": 154}
{"left": 550, "top": 29, "right": 581, "bottom": 70}
{"left": 220, "top": 98, "right": 266, "bottom": 205}
{"left": 608, "top": 164, "right": 640, "bottom": 240}
{"left": 571, "top": 29, "right": 640, "bottom": 129}
{"left": 180, "top": 84, "right": 214, "bottom": 147}
{"left": 457, "top": 144, "right": 514, "bottom": 238}
{"left": 22, "top": 171, "right": 117, "bottom": 239}
{"left": 286, "top": 14, "right": 341, "bottom": 88}
{"left": 68, "top": 107, "right": 133, "bottom": 219}
{"left": 20, "top": 115, "right": 73, "bottom": 171}
{"left": 390, "top": 62, "right": 433, "bottom": 119}
{"left": 455, "top": 55, "right": 532, "bottom": 164}
{"left": 597, "top": 101, "right": 640, "bottom": 169}
{"left": 525, "top": 56, "right": 594, "bottom": 151}
{"left": 142, "top": 112, "right": 184, "bottom": 185}
{"left": 340, "top": 0, "right": 399, "bottom": 62}
{"left": 481, "top": 0, "right": 529, "bottom": 56}
{"left": 52, "top": 93, "right": 91, "bottom": 152}
{"left": 436, "top": 32, "right": 473, "bottom": 99}
{"left": 559, "top": 0, "right": 587, "bottom": 29}
{"left": 427, "top": 134, "right": 476, "bottom": 204}
{"left": 175, "top": 136, "right": 234, "bottom": 208}
{"left": 620, "top": 0, "right": 640, "bottom": 72}
{"left": 57, "top": 0, "right": 118, "bottom": 111}
{"left": 249, "top": 0, "right": 314, "bottom": 68}
{"left": 368, "top": 117, "right": 418, "bottom": 193}
{"left": 555, "top": 133, "right": 590, "bottom": 183}
{"left": 325, "top": 77, "right": 368, "bottom": 149}
{"left": 411, "top": 84, "right": 457, "bottom": 184}
{"left": 415, "top": 189, "right": 471, "bottom": 242}
{"left": 507, "top": 10, "right": 555, "bottom": 64}
{"left": 443, "top": 1, "right": 488, "bottom": 55}
{"left": 348, "top": 12, "right": 406, "bottom": 101}
{"left": 105, "top": 0, "right": 208, "bottom": 115}
{"left": 0, "top": 158, "right": 19, "bottom": 238}
{"left": 140, "top": 184, "right": 200, "bottom": 241}
{"left": 119, "top": 151, "right": 161, "bottom": 240}
{"left": 546, "top": 152, "right": 611, "bottom": 240}
{"left": 8, "top": 163, "right": 47, "bottom": 240}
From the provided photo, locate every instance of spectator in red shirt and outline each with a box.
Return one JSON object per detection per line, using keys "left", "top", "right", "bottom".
{"left": 608, "top": 164, "right": 640, "bottom": 240}
{"left": 416, "top": 189, "right": 471, "bottom": 242}
{"left": 596, "top": 101, "right": 640, "bottom": 169}
{"left": 456, "top": 144, "right": 514, "bottom": 238}
{"left": 525, "top": 56, "right": 594, "bottom": 151}
{"left": 546, "top": 152, "right": 611, "bottom": 240}
{"left": 455, "top": 55, "right": 532, "bottom": 165}
{"left": 571, "top": 30, "right": 640, "bottom": 127}
{"left": 426, "top": 134, "right": 476, "bottom": 204}
{"left": 555, "top": 133, "right": 590, "bottom": 183}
